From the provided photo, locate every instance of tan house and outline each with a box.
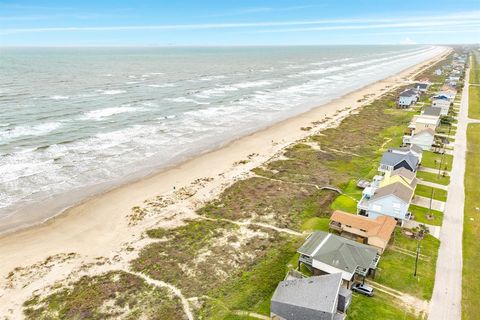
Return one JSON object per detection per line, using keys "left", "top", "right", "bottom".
{"left": 329, "top": 210, "right": 396, "bottom": 253}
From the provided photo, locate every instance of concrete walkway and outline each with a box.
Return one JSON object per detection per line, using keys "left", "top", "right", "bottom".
{"left": 428, "top": 67, "right": 469, "bottom": 320}
{"left": 412, "top": 196, "right": 445, "bottom": 212}
{"left": 416, "top": 179, "right": 449, "bottom": 191}
{"left": 418, "top": 166, "right": 448, "bottom": 174}
{"left": 403, "top": 220, "right": 441, "bottom": 239}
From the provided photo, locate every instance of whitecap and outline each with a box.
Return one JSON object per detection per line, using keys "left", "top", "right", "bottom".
{"left": 148, "top": 83, "right": 176, "bottom": 88}
{"left": 100, "top": 90, "right": 126, "bottom": 95}
{"left": 82, "top": 107, "right": 144, "bottom": 121}
{"left": 49, "top": 95, "right": 70, "bottom": 100}
{"left": 0, "top": 122, "right": 63, "bottom": 140}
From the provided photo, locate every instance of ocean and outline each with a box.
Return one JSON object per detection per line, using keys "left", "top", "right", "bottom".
{"left": 0, "top": 45, "right": 444, "bottom": 231}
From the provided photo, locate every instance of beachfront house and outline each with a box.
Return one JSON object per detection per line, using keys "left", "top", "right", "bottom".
{"left": 403, "top": 128, "right": 435, "bottom": 151}
{"left": 411, "top": 113, "right": 440, "bottom": 133}
{"left": 378, "top": 151, "right": 419, "bottom": 173}
{"left": 415, "top": 82, "right": 430, "bottom": 93}
{"left": 297, "top": 231, "right": 380, "bottom": 286}
{"left": 397, "top": 89, "right": 418, "bottom": 108}
{"left": 432, "top": 95, "right": 451, "bottom": 115}
{"left": 357, "top": 182, "right": 413, "bottom": 224}
{"left": 388, "top": 144, "right": 423, "bottom": 163}
{"left": 329, "top": 210, "right": 396, "bottom": 253}
{"left": 270, "top": 273, "right": 351, "bottom": 320}
{"left": 379, "top": 167, "right": 417, "bottom": 191}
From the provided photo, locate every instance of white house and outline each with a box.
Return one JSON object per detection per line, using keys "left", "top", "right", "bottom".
{"left": 431, "top": 95, "right": 451, "bottom": 116}
{"left": 403, "top": 128, "right": 435, "bottom": 150}
{"left": 398, "top": 89, "right": 418, "bottom": 108}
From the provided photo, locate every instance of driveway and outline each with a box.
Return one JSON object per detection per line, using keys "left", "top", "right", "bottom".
{"left": 411, "top": 196, "right": 445, "bottom": 212}
{"left": 428, "top": 67, "right": 469, "bottom": 320}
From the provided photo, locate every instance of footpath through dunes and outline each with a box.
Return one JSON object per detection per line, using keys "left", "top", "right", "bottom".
{"left": 0, "top": 48, "right": 451, "bottom": 319}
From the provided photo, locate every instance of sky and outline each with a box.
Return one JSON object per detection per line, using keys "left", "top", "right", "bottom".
{"left": 0, "top": 0, "right": 479, "bottom": 46}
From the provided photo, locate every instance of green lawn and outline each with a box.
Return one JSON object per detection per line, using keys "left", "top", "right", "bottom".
{"left": 416, "top": 170, "right": 450, "bottom": 186}
{"left": 414, "top": 185, "right": 448, "bottom": 202}
{"left": 421, "top": 151, "right": 453, "bottom": 171}
{"left": 468, "top": 86, "right": 480, "bottom": 120}
{"left": 347, "top": 292, "right": 420, "bottom": 320}
{"left": 462, "top": 124, "right": 480, "bottom": 320}
{"left": 376, "top": 230, "right": 440, "bottom": 300}
{"left": 409, "top": 204, "right": 444, "bottom": 226}
{"left": 330, "top": 195, "right": 358, "bottom": 213}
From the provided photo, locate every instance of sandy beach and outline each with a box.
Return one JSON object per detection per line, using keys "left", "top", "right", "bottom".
{"left": 0, "top": 47, "right": 450, "bottom": 317}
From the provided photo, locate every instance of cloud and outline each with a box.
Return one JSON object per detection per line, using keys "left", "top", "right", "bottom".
{"left": 0, "top": 10, "right": 479, "bottom": 35}
{"left": 399, "top": 37, "right": 417, "bottom": 45}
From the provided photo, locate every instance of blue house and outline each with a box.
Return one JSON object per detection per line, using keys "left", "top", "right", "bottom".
{"left": 398, "top": 89, "right": 418, "bottom": 108}
{"left": 357, "top": 182, "right": 413, "bottom": 224}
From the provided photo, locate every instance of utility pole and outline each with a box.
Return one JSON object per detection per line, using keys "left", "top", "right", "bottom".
{"left": 414, "top": 241, "right": 420, "bottom": 277}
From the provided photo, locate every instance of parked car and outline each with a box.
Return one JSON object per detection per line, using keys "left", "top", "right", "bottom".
{"left": 351, "top": 283, "right": 374, "bottom": 297}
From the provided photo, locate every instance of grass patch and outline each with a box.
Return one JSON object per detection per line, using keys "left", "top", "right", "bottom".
{"left": 347, "top": 292, "right": 420, "bottom": 320}
{"left": 462, "top": 123, "right": 480, "bottom": 319}
{"left": 376, "top": 230, "right": 440, "bottom": 300}
{"left": 421, "top": 151, "right": 453, "bottom": 171}
{"left": 331, "top": 195, "right": 358, "bottom": 213}
{"left": 409, "top": 204, "right": 444, "bottom": 226}
{"left": 416, "top": 170, "right": 450, "bottom": 186}
{"left": 414, "top": 184, "right": 447, "bottom": 202}
{"left": 468, "top": 86, "right": 480, "bottom": 120}
{"left": 23, "top": 271, "right": 187, "bottom": 320}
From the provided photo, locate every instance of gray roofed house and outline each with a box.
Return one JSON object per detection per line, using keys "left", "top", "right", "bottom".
{"left": 388, "top": 144, "right": 423, "bottom": 162}
{"left": 297, "top": 231, "right": 379, "bottom": 283}
{"left": 357, "top": 181, "right": 413, "bottom": 224}
{"left": 415, "top": 82, "right": 429, "bottom": 92}
{"left": 370, "top": 182, "right": 413, "bottom": 204}
{"left": 378, "top": 151, "right": 419, "bottom": 173}
{"left": 399, "top": 89, "right": 418, "bottom": 97}
{"left": 271, "top": 273, "right": 352, "bottom": 320}
{"left": 422, "top": 106, "right": 442, "bottom": 117}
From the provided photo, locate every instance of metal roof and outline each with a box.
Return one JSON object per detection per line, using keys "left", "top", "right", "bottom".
{"left": 298, "top": 231, "right": 379, "bottom": 276}
{"left": 271, "top": 273, "right": 343, "bottom": 316}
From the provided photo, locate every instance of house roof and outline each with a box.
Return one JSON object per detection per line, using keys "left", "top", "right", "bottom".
{"left": 271, "top": 273, "right": 343, "bottom": 316}
{"left": 391, "top": 167, "right": 416, "bottom": 181}
{"left": 414, "top": 128, "right": 435, "bottom": 137}
{"left": 415, "top": 116, "right": 438, "bottom": 125}
{"left": 380, "top": 152, "right": 419, "bottom": 170}
{"left": 371, "top": 181, "right": 413, "bottom": 203}
{"left": 409, "top": 144, "right": 424, "bottom": 154}
{"left": 423, "top": 107, "right": 442, "bottom": 117}
{"left": 399, "top": 89, "right": 417, "bottom": 97}
{"left": 298, "top": 231, "right": 378, "bottom": 275}
{"left": 433, "top": 94, "right": 450, "bottom": 100}
{"left": 415, "top": 83, "right": 429, "bottom": 89}
{"left": 330, "top": 211, "right": 396, "bottom": 243}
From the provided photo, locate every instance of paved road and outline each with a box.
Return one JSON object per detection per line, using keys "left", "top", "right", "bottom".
{"left": 428, "top": 68, "right": 470, "bottom": 320}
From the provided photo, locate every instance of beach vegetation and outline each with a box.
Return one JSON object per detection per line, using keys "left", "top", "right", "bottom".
{"left": 23, "top": 271, "right": 186, "bottom": 320}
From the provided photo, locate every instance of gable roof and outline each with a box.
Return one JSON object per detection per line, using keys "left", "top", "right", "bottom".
{"left": 330, "top": 211, "right": 396, "bottom": 243}
{"left": 409, "top": 144, "right": 423, "bottom": 154}
{"left": 399, "top": 89, "right": 418, "bottom": 97}
{"left": 415, "top": 83, "right": 429, "bottom": 89}
{"left": 298, "top": 231, "right": 378, "bottom": 276}
{"left": 414, "top": 128, "right": 435, "bottom": 137}
{"left": 391, "top": 167, "right": 416, "bottom": 181}
{"left": 371, "top": 181, "right": 413, "bottom": 203}
{"left": 271, "top": 273, "right": 342, "bottom": 316}
{"left": 423, "top": 106, "right": 442, "bottom": 117}
{"left": 380, "top": 152, "right": 419, "bottom": 169}
{"left": 415, "top": 116, "right": 438, "bottom": 125}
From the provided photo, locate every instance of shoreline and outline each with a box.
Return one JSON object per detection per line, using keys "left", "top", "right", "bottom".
{"left": 0, "top": 47, "right": 450, "bottom": 316}
{"left": 0, "top": 47, "right": 446, "bottom": 236}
